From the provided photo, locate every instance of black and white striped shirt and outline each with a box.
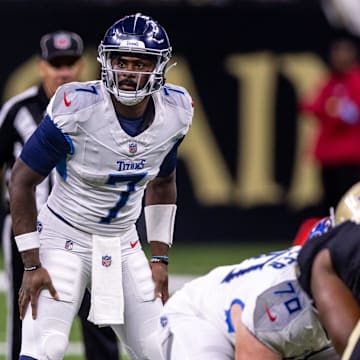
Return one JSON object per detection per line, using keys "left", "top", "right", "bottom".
{"left": 0, "top": 84, "right": 53, "bottom": 213}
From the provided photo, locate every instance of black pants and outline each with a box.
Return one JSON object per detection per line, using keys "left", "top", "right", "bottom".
{"left": 321, "top": 164, "right": 360, "bottom": 216}
{"left": 6, "top": 226, "right": 120, "bottom": 360}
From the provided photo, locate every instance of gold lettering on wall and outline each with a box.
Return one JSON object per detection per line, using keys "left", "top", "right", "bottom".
{"left": 280, "top": 53, "right": 327, "bottom": 208}
{"left": 226, "top": 53, "right": 284, "bottom": 206}
{"left": 2, "top": 50, "right": 328, "bottom": 209}
{"left": 3, "top": 57, "right": 39, "bottom": 101}
{"left": 167, "top": 56, "right": 234, "bottom": 205}
{"left": 225, "top": 53, "right": 327, "bottom": 208}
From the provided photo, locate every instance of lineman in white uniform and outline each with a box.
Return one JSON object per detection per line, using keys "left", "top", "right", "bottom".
{"left": 9, "top": 13, "right": 193, "bottom": 360}
{"left": 158, "top": 244, "right": 339, "bottom": 359}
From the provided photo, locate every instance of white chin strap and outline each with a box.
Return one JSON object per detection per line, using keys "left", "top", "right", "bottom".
{"left": 111, "top": 81, "right": 146, "bottom": 106}
{"left": 117, "top": 93, "right": 145, "bottom": 106}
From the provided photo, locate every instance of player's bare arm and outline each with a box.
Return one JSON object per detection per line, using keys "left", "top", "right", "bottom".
{"left": 9, "top": 158, "right": 58, "bottom": 320}
{"left": 9, "top": 158, "right": 43, "bottom": 235}
{"left": 149, "top": 241, "right": 169, "bottom": 303}
{"left": 311, "top": 249, "right": 360, "bottom": 355}
{"left": 230, "top": 296, "right": 282, "bottom": 359}
{"left": 145, "top": 170, "right": 177, "bottom": 205}
{"left": 145, "top": 170, "right": 176, "bottom": 303}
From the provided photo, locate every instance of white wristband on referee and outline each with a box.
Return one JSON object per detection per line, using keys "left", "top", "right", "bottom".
{"left": 145, "top": 204, "right": 177, "bottom": 247}
{"left": 15, "top": 231, "right": 40, "bottom": 252}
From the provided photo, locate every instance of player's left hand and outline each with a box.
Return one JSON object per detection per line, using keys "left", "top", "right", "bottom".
{"left": 18, "top": 267, "right": 59, "bottom": 320}
{"left": 150, "top": 262, "right": 169, "bottom": 304}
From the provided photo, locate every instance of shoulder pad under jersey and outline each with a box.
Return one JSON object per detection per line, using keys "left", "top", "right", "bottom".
{"left": 161, "top": 84, "right": 194, "bottom": 114}
{"left": 252, "top": 280, "right": 331, "bottom": 357}
{"left": 47, "top": 80, "right": 103, "bottom": 117}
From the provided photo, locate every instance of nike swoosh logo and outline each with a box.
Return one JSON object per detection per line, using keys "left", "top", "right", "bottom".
{"left": 63, "top": 92, "right": 71, "bottom": 107}
{"left": 130, "top": 240, "right": 139, "bottom": 248}
{"left": 265, "top": 306, "right": 277, "bottom": 322}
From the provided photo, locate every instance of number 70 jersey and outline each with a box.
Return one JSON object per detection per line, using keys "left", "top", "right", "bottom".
{"left": 45, "top": 80, "right": 193, "bottom": 235}
{"left": 230, "top": 248, "right": 333, "bottom": 358}
{"left": 164, "top": 246, "right": 336, "bottom": 359}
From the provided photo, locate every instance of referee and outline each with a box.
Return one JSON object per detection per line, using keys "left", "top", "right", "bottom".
{"left": 0, "top": 30, "right": 120, "bottom": 360}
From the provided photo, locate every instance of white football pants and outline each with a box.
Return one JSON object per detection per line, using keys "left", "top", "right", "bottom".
{"left": 20, "top": 206, "right": 163, "bottom": 360}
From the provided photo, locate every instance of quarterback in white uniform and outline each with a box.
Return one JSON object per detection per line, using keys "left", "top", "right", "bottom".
{"left": 158, "top": 244, "right": 339, "bottom": 359}
{"left": 9, "top": 13, "right": 193, "bottom": 360}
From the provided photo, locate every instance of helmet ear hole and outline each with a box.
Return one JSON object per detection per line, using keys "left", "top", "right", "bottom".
{"left": 98, "top": 13, "right": 172, "bottom": 105}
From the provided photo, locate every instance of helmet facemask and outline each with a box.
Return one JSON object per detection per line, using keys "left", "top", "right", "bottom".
{"left": 98, "top": 13, "right": 173, "bottom": 106}
{"left": 98, "top": 46, "right": 171, "bottom": 106}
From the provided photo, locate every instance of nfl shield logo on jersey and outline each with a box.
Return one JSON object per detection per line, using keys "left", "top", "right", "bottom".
{"left": 102, "top": 255, "right": 112, "bottom": 267}
{"left": 65, "top": 240, "right": 74, "bottom": 250}
{"left": 128, "top": 142, "right": 137, "bottom": 154}
{"left": 36, "top": 221, "right": 43, "bottom": 233}
{"left": 160, "top": 316, "right": 168, "bottom": 327}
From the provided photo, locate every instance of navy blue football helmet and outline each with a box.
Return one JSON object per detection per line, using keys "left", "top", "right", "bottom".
{"left": 98, "top": 13, "right": 172, "bottom": 105}
{"left": 307, "top": 216, "right": 334, "bottom": 241}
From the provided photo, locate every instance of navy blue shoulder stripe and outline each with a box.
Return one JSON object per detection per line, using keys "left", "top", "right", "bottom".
{"left": 158, "top": 137, "right": 184, "bottom": 177}
{"left": 20, "top": 115, "right": 72, "bottom": 177}
{"left": 163, "top": 86, "right": 185, "bottom": 96}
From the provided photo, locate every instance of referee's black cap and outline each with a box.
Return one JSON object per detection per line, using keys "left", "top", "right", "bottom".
{"left": 40, "top": 30, "right": 84, "bottom": 62}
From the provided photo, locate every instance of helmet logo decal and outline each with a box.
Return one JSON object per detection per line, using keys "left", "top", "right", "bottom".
{"left": 308, "top": 217, "right": 333, "bottom": 241}
{"left": 152, "top": 37, "right": 165, "bottom": 45}
{"left": 120, "top": 40, "right": 145, "bottom": 48}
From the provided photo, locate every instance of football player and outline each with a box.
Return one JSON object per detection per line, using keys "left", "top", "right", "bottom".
{"left": 156, "top": 222, "right": 338, "bottom": 359}
{"left": 297, "top": 181, "right": 360, "bottom": 360}
{"left": 0, "top": 29, "right": 120, "bottom": 360}
{"left": 9, "top": 13, "right": 193, "bottom": 360}
{"left": 156, "top": 182, "right": 360, "bottom": 360}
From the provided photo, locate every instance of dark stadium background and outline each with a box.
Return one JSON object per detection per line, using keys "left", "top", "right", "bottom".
{"left": 0, "top": 0, "right": 353, "bottom": 244}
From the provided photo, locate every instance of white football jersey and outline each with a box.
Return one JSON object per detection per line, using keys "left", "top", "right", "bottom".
{"left": 45, "top": 80, "right": 193, "bottom": 235}
{"left": 163, "top": 246, "right": 336, "bottom": 359}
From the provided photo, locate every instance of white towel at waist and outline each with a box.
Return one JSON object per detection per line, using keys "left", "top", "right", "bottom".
{"left": 88, "top": 234, "right": 124, "bottom": 326}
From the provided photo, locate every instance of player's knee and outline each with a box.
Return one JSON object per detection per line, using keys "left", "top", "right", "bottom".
{"left": 43, "top": 331, "right": 69, "bottom": 360}
{"left": 143, "top": 330, "right": 166, "bottom": 360}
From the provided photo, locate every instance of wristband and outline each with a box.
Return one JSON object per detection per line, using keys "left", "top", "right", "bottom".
{"left": 145, "top": 204, "right": 177, "bottom": 247}
{"left": 150, "top": 256, "right": 169, "bottom": 265}
{"left": 24, "top": 264, "right": 42, "bottom": 272}
{"left": 15, "top": 231, "right": 40, "bottom": 252}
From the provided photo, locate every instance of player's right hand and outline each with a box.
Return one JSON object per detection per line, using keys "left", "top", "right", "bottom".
{"left": 18, "top": 267, "right": 59, "bottom": 320}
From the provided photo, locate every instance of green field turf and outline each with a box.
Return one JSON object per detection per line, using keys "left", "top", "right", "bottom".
{"left": 0, "top": 240, "right": 289, "bottom": 360}
{"left": 161, "top": 241, "right": 289, "bottom": 275}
